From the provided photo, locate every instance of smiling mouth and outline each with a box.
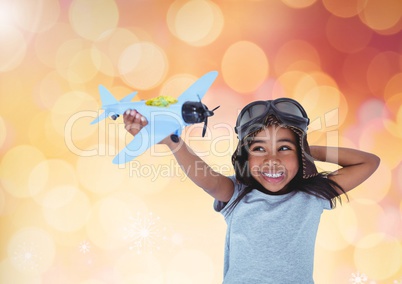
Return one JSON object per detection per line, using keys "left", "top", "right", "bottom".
{"left": 261, "top": 172, "right": 284, "bottom": 178}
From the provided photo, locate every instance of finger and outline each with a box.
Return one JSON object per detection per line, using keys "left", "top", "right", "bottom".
{"left": 139, "top": 115, "right": 148, "bottom": 127}
{"left": 123, "top": 109, "right": 132, "bottom": 123}
{"left": 123, "top": 109, "right": 137, "bottom": 125}
{"left": 133, "top": 112, "right": 142, "bottom": 126}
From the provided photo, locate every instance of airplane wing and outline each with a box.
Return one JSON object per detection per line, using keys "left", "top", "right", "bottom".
{"left": 112, "top": 116, "right": 182, "bottom": 164}
{"left": 119, "top": 91, "right": 137, "bottom": 103}
{"left": 177, "top": 71, "right": 218, "bottom": 104}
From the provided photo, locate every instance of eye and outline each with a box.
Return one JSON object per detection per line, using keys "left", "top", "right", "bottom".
{"left": 251, "top": 146, "right": 265, "bottom": 152}
{"left": 278, "top": 145, "right": 292, "bottom": 151}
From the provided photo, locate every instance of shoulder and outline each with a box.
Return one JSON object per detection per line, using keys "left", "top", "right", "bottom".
{"left": 294, "top": 191, "right": 332, "bottom": 210}
{"left": 213, "top": 176, "right": 246, "bottom": 213}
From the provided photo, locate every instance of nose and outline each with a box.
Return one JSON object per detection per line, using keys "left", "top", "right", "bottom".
{"left": 264, "top": 156, "right": 280, "bottom": 166}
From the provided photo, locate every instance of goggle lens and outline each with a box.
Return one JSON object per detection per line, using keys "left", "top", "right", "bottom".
{"left": 235, "top": 98, "right": 309, "bottom": 139}
{"left": 238, "top": 103, "right": 267, "bottom": 126}
{"left": 274, "top": 101, "right": 305, "bottom": 117}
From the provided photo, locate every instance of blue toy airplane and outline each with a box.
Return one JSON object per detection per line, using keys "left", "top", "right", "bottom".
{"left": 91, "top": 71, "right": 219, "bottom": 164}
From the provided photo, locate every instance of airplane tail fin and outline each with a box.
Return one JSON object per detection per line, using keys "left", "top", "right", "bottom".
{"left": 91, "top": 85, "right": 137, "bottom": 125}
{"left": 99, "top": 85, "right": 119, "bottom": 107}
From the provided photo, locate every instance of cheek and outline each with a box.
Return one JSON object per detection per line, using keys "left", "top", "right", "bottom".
{"left": 248, "top": 155, "right": 263, "bottom": 168}
{"left": 247, "top": 157, "right": 261, "bottom": 175}
{"left": 285, "top": 155, "right": 300, "bottom": 173}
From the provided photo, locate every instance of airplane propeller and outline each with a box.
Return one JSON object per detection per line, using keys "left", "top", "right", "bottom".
{"left": 201, "top": 104, "right": 220, "bottom": 137}
{"left": 181, "top": 97, "right": 220, "bottom": 138}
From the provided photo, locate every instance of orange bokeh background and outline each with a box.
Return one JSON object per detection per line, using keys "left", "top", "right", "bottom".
{"left": 1, "top": 0, "right": 402, "bottom": 283}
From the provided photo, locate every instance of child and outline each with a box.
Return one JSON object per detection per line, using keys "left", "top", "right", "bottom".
{"left": 123, "top": 98, "right": 380, "bottom": 283}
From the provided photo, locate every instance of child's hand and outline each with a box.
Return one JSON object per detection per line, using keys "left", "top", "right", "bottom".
{"left": 123, "top": 109, "right": 148, "bottom": 136}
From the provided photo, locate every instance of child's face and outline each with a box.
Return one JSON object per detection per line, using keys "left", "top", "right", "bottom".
{"left": 247, "top": 125, "right": 299, "bottom": 194}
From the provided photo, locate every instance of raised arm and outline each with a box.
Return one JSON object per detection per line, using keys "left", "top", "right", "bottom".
{"left": 310, "top": 146, "right": 380, "bottom": 194}
{"left": 162, "top": 136, "right": 234, "bottom": 202}
{"left": 123, "top": 109, "right": 234, "bottom": 202}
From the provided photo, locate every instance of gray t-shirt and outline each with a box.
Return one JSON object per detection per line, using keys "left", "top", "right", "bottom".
{"left": 214, "top": 177, "right": 332, "bottom": 284}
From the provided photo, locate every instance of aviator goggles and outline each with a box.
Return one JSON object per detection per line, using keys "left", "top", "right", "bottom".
{"left": 235, "top": 98, "right": 310, "bottom": 141}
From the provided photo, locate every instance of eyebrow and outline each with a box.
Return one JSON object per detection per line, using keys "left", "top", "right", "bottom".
{"left": 249, "top": 138, "right": 296, "bottom": 146}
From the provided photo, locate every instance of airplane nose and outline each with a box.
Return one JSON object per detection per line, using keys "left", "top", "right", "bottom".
{"left": 111, "top": 114, "right": 120, "bottom": 120}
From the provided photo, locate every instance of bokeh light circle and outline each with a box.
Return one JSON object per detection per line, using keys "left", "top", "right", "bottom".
{"left": 274, "top": 40, "right": 320, "bottom": 74}
{"left": 348, "top": 199, "right": 386, "bottom": 241}
{"left": 66, "top": 49, "right": 101, "bottom": 84}
{"left": 221, "top": 41, "right": 269, "bottom": 93}
{"left": 34, "top": 23, "right": 77, "bottom": 69}
{"left": 36, "top": 71, "right": 71, "bottom": 110}
{"left": 0, "top": 145, "right": 46, "bottom": 198}
{"left": 166, "top": 249, "right": 215, "bottom": 284}
{"left": 0, "top": 186, "right": 5, "bottom": 215}
{"left": 51, "top": 91, "right": 98, "bottom": 139}
{"left": 69, "top": 0, "right": 119, "bottom": 41}
{"left": 383, "top": 102, "right": 402, "bottom": 139}
{"left": 55, "top": 38, "right": 88, "bottom": 80}
{"left": 384, "top": 73, "right": 402, "bottom": 101}
{"left": 76, "top": 153, "right": 126, "bottom": 195}
{"left": 357, "top": 98, "right": 387, "bottom": 123}
{"left": 120, "top": 153, "right": 177, "bottom": 196}
{"left": 326, "top": 15, "right": 372, "bottom": 53}
{"left": 114, "top": 252, "right": 163, "bottom": 283}
{"left": 28, "top": 159, "right": 78, "bottom": 205}
{"left": 13, "top": 0, "right": 60, "bottom": 33}
{"left": 7, "top": 227, "right": 55, "bottom": 273}
{"left": 349, "top": 163, "right": 391, "bottom": 203}
{"left": 0, "top": 260, "right": 41, "bottom": 283}
{"left": 0, "top": 116, "right": 6, "bottom": 149}
{"left": 28, "top": 111, "right": 72, "bottom": 158}
{"left": 91, "top": 28, "right": 139, "bottom": 77}
{"left": 342, "top": 48, "right": 378, "bottom": 93}
{"left": 86, "top": 192, "right": 147, "bottom": 250}
{"left": 354, "top": 233, "right": 402, "bottom": 280}
{"left": 118, "top": 42, "right": 168, "bottom": 90}
{"left": 42, "top": 185, "right": 90, "bottom": 232}
{"left": 79, "top": 280, "right": 106, "bottom": 284}
{"left": 337, "top": 204, "right": 359, "bottom": 244}
{"left": 273, "top": 70, "right": 309, "bottom": 100}
{"left": 160, "top": 73, "right": 198, "bottom": 98}
{"left": 317, "top": 208, "right": 356, "bottom": 251}
{"left": 280, "top": 71, "right": 348, "bottom": 131}
{"left": 358, "top": 0, "right": 402, "bottom": 32}
{"left": 89, "top": 47, "right": 114, "bottom": 77}
{"left": 366, "top": 51, "right": 401, "bottom": 95}
{"left": 359, "top": 118, "right": 402, "bottom": 169}
{"left": 281, "top": 0, "right": 317, "bottom": 9}
{"left": 396, "top": 162, "right": 402, "bottom": 194}
{"left": 0, "top": 25, "right": 27, "bottom": 72}
{"left": 322, "top": 0, "right": 366, "bottom": 18}
{"left": 168, "top": 0, "right": 224, "bottom": 46}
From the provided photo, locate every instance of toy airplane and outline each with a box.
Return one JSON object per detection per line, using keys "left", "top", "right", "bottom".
{"left": 91, "top": 71, "right": 219, "bottom": 164}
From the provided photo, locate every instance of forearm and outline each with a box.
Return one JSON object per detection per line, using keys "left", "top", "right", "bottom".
{"left": 310, "top": 146, "right": 379, "bottom": 168}
{"left": 163, "top": 136, "right": 233, "bottom": 200}
{"left": 310, "top": 145, "right": 380, "bottom": 192}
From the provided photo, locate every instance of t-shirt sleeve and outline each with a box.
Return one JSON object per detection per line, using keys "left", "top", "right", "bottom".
{"left": 213, "top": 176, "right": 241, "bottom": 213}
{"left": 321, "top": 197, "right": 333, "bottom": 210}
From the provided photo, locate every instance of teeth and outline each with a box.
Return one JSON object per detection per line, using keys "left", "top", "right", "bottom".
{"left": 262, "top": 172, "right": 283, "bottom": 178}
